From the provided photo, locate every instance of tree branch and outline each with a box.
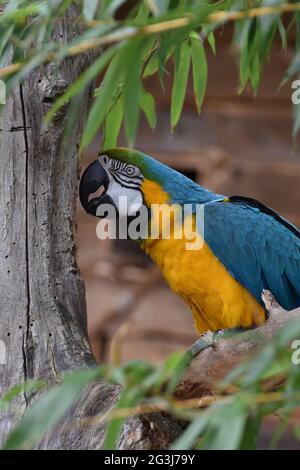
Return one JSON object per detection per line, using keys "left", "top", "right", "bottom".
{"left": 176, "top": 292, "right": 300, "bottom": 400}
{"left": 2, "top": 2, "right": 300, "bottom": 79}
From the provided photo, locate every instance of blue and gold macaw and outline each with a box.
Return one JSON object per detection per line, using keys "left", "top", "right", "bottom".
{"left": 79, "top": 148, "right": 300, "bottom": 339}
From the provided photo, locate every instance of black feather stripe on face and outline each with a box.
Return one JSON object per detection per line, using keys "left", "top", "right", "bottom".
{"left": 110, "top": 171, "right": 141, "bottom": 189}
{"left": 108, "top": 160, "right": 144, "bottom": 190}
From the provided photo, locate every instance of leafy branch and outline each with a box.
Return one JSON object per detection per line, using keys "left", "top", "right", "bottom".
{"left": 2, "top": 297, "right": 300, "bottom": 450}
{"left": 1, "top": 1, "right": 300, "bottom": 148}
{"left": 1, "top": 2, "right": 300, "bottom": 63}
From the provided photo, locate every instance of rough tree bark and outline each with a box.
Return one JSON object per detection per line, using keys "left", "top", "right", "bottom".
{"left": 0, "top": 6, "right": 181, "bottom": 449}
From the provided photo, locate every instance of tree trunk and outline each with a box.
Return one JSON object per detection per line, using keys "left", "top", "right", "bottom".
{"left": 1, "top": 6, "right": 297, "bottom": 451}
{"left": 0, "top": 7, "right": 181, "bottom": 449}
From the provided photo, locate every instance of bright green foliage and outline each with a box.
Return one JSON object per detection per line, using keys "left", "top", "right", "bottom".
{"left": 3, "top": 368, "right": 103, "bottom": 450}
{"left": 103, "top": 95, "right": 123, "bottom": 149}
{"left": 190, "top": 31, "right": 207, "bottom": 114}
{"left": 139, "top": 87, "right": 157, "bottom": 130}
{"left": 1, "top": 0, "right": 300, "bottom": 147}
{"left": 2, "top": 318, "right": 300, "bottom": 450}
{"left": 171, "top": 38, "right": 191, "bottom": 129}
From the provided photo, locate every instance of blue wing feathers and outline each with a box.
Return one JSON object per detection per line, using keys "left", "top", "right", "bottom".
{"left": 202, "top": 198, "right": 300, "bottom": 311}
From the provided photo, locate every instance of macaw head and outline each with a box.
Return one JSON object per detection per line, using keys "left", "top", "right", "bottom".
{"left": 79, "top": 147, "right": 215, "bottom": 218}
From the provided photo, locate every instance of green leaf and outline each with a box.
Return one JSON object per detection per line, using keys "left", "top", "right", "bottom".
{"left": 164, "top": 351, "right": 192, "bottom": 394}
{"left": 0, "top": 380, "right": 43, "bottom": 411}
{"left": 170, "top": 39, "right": 191, "bottom": 129}
{"left": 286, "top": 53, "right": 300, "bottom": 81}
{"left": 238, "top": 19, "right": 252, "bottom": 92}
{"left": 242, "top": 345, "right": 276, "bottom": 387}
{"left": 258, "top": 5, "right": 277, "bottom": 36}
{"left": 147, "top": 0, "right": 170, "bottom": 16}
{"left": 139, "top": 88, "right": 156, "bottom": 129}
{"left": 0, "top": 24, "right": 14, "bottom": 59}
{"left": 270, "top": 412, "right": 290, "bottom": 449}
{"left": 296, "top": 12, "right": 300, "bottom": 53}
{"left": 249, "top": 31, "right": 261, "bottom": 93}
{"left": 239, "top": 414, "right": 261, "bottom": 450}
{"left": 159, "top": 31, "right": 185, "bottom": 86}
{"left": 205, "top": 403, "right": 248, "bottom": 450}
{"left": 171, "top": 415, "right": 209, "bottom": 450}
{"left": 277, "top": 18, "right": 287, "bottom": 50}
{"left": 3, "top": 367, "right": 102, "bottom": 450}
{"left": 123, "top": 38, "right": 146, "bottom": 146}
{"left": 259, "top": 18, "right": 277, "bottom": 63}
{"left": 103, "top": 386, "right": 143, "bottom": 450}
{"left": 103, "top": 95, "right": 123, "bottom": 149}
{"left": 156, "top": 0, "right": 171, "bottom": 14}
{"left": 80, "top": 47, "right": 127, "bottom": 151}
{"left": 46, "top": 46, "right": 116, "bottom": 124}
{"left": 0, "top": 2, "right": 42, "bottom": 24}
{"left": 207, "top": 31, "right": 216, "bottom": 54}
{"left": 143, "top": 51, "right": 159, "bottom": 78}
{"left": 190, "top": 33, "right": 207, "bottom": 114}
{"left": 108, "top": 360, "right": 155, "bottom": 389}
{"left": 143, "top": 41, "right": 174, "bottom": 79}
{"left": 249, "top": 45, "right": 260, "bottom": 93}
{"left": 61, "top": 89, "right": 86, "bottom": 146}
{"left": 83, "top": 0, "right": 99, "bottom": 21}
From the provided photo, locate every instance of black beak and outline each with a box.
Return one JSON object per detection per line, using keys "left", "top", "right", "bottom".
{"left": 79, "top": 159, "right": 113, "bottom": 216}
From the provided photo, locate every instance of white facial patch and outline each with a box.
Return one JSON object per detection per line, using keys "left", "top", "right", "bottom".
{"left": 106, "top": 178, "right": 143, "bottom": 216}
{"left": 97, "top": 155, "right": 144, "bottom": 217}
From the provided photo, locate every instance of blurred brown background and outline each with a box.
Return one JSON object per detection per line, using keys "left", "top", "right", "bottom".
{"left": 77, "top": 29, "right": 300, "bottom": 448}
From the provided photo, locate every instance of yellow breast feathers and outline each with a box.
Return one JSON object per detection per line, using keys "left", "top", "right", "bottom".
{"left": 139, "top": 184, "right": 265, "bottom": 334}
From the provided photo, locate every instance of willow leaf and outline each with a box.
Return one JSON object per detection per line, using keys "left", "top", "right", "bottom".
{"left": 170, "top": 39, "right": 191, "bottom": 129}
{"left": 139, "top": 88, "right": 156, "bottom": 129}
{"left": 103, "top": 95, "right": 123, "bottom": 149}
{"left": 123, "top": 39, "right": 146, "bottom": 146}
{"left": 80, "top": 48, "right": 126, "bottom": 151}
{"left": 190, "top": 33, "right": 207, "bottom": 114}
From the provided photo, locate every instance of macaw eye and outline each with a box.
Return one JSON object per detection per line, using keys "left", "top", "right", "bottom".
{"left": 102, "top": 156, "right": 108, "bottom": 164}
{"left": 125, "top": 166, "right": 136, "bottom": 176}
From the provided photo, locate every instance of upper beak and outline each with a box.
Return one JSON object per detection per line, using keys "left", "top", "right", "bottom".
{"left": 79, "top": 159, "right": 111, "bottom": 216}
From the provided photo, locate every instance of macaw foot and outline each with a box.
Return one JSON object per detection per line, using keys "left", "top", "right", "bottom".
{"left": 188, "top": 327, "right": 252, "bottom": 358}
{"left": 188, "top": 331, "right": 215, "bottom": 358}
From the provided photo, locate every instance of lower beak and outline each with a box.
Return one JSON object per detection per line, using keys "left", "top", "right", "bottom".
{"left": 79, "top": 159, "right": 111, "bottom": 216}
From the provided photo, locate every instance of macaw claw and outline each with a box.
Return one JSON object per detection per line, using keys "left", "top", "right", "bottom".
{"left": 188, "top": 327, "right": 252, "bottom": 358}
{"left": 188, "top": 331, "right": 215, "bottom": 357}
